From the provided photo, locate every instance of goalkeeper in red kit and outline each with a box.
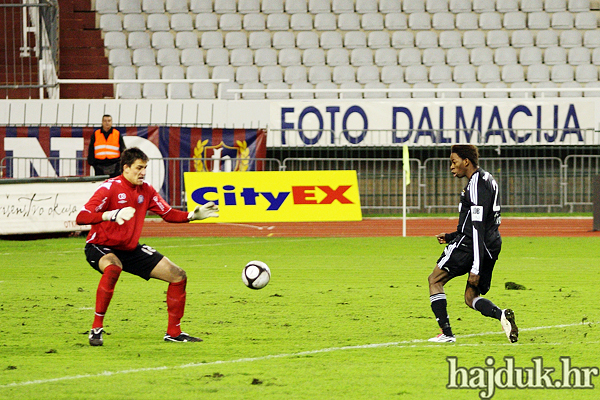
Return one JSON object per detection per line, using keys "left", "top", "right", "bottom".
{"left": 76, "top": 147, "right": 219, "bottom": 346}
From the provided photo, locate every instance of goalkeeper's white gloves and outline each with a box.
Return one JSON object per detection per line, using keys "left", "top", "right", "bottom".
{"left": 188, "top": 201, "right": 219, "bottom": 221}
{"left": 102, "top": 207, "right": 136, "bottom": 225}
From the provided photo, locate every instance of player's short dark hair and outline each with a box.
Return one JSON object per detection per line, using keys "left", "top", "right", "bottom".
{"left": 102, "top": 114, "right": 112, "bottom": 119}
{"left": 120, "top": 147, "right": 148, "bottom": 171}
{"left": 451, "top": 144, "right": 479, "bottom": 167}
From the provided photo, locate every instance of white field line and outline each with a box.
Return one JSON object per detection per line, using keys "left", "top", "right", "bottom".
{"left": 0, "top": 321, "right": 595, "bottom": 390}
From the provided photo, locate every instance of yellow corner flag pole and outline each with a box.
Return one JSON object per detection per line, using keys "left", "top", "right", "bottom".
{"left": 402, "top": 145, "right": 410, "bottom": 237}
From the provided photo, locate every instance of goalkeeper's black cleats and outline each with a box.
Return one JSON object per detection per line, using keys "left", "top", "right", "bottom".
{"left": 89, "top": 327, "right": 104, "bottom": 346}
{"left": 164, "top": 332, "right": 203, "bottom": 342}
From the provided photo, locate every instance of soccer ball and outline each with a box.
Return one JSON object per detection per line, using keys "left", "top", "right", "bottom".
{"left": 242, "top": 261, "right": 271, "bottom": 290}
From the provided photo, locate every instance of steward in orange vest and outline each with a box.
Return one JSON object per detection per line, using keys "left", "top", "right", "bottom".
{"left": 87, "top": 115, "right": 126, "bottom": 178}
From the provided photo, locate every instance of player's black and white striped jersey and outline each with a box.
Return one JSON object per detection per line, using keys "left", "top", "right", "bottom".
{"left": 448, "top": 168, "right": 502, "bottom": 275}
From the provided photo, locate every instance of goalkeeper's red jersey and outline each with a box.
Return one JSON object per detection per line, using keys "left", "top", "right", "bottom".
{"left": 76, "top": 175, "right": 189, "bottom": 251}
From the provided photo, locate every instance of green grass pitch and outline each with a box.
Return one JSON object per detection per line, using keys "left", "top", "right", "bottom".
{"left": 1, "top": 236, "right": 599, "bottom": 399}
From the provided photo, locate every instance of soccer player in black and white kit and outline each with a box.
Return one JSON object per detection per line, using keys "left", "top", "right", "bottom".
{"left": 427, "top": 144, "right": 518, "bottom": 343}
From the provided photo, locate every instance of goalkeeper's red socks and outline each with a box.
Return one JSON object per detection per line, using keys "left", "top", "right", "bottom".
{"left": 166, "top": 278, "right": 187, "bottom": 337}
{"left": 92, "top": 264, "right": 122, "bottom": 329}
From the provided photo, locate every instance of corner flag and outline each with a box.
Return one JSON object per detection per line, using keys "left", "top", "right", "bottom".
{"left": 402, "top": 145, "right": 410, "bottom": 186}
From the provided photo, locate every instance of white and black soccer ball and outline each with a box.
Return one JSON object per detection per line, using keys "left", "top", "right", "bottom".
{"left": 242, "top": 261, "right": 271, "bottom": 290}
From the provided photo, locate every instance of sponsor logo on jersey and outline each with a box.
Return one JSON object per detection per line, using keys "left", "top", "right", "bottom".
{"left": 137, "top": 195, "right": 144, "bottom": 204}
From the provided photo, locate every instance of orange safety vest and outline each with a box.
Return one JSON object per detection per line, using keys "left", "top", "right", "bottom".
{"left": 93, "top": 129, "right": 121, "bottom": 160}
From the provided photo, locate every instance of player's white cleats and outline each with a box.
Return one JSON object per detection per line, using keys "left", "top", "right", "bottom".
{"left": 428, "top": 333, "right": 456, "bottom": 343}
{"left": 501, "top": 309, "right": 519, "bottom": 343}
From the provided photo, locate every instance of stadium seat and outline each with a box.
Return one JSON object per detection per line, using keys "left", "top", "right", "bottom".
{"left": 290, "top": 82, "right": 314, "bottom": 99}
{"left": 260, "top": 65, "right": 284, "bottom": 83}
{"left": 308, "top": 0, "right": 331, "bottom": 13}
{"left": 326, "top": 48, "right": 350, "bottom": 66}
{"left": 374, "top": 48, "right": 398, "bottom": 66}
{"left": 552, "top": 12, "right": 574, "bottom": 29}
{"left": 437, "top": 82, "right": 460, "bottom": 98}
{"left": 356, "top": 0, "right": 378, "bottom": 13}
{"left": 460, "top": 82, "right": 484, "bottom": 98}
{"left": 494, "top": 47, "right": 517, "bottom": 66}
{"left": 302, "top": 48, "right": 326, "bottom": 66}
{"left": 408, "top": 12, "right": 431, "bottom": 29}
{"left": 224, "top": 32, "right": 247, "bottom": 50}
{"left": 220, "top": 14, "right": 242, "bottom": 31}
{"left": 163, "top": 65, "right": 185, "bottom": 79}
{"left": 278, "top": 48, "right": 302, "bottom": 66}
{"left": 206, "top": 48, "right": 230, "bottom": 66}
{"left": 200, "top": 32, "right": 224, "bottom": 49}
{"left": 509, "top": 82, "right": 534, "bottom": 98}
{"left": 351, "top": 48, "right": 373, "bottom": 66}
{"left": 545, "top": 46, "right": 568, "bottom": 65}
{"left": 455, "top": 12, "right": 478, "bottom": 29}
{"left": 404, "top": 65, "right": 428, "bottom": 83}
{"left": 484, "top": 82, "right": 508, "bottom": 98}
{"left": 545, "top": 0, "right": 567, "bottom": 12}
{"left": 195, "top": 13, "right": 219, "bottom": 31}
{"left": 356, "top": 65, "right": 380, "bottom": 84}
{"left": 152, "top": 32, "right": 175, "bottom": 49}
{"left": 496, "top": 0, "right": 518, "bottom": 12}
{"left": 503, "top": 12, "right": 526, "bottom": 30}
{"left": 526, "top": 64, "right": 550, "bottom": 82}
{"left": 142, "top": 0, "right": 165, "bottom": 14}
{"left": 403, "top": 0, "right": 425, "bottom": 13}
{"left": 501, "top": 64, "right": 525, "bottom": 83}
{"left": 486, "top": 30, "right": 509, "bottom": 48}
{"left": 192, "top": 82, "right": 217, "bottom": 99}
{"left": 167, "top": 0, "right": 188, "bottom": 13}
{"left": 100, "top": 14, "right": 123, "bottom": 31}
{"left": 439, "top": 31, "right": 462, "bottom": 48}
{"left": 449, "top": 0, "right": 470, "bottom": 13}
{"left": 104, "top": 32, "right": 127, "bottom": 49}
{"left": 446, "top": 47, "right": 469, "bottom": 66}
{"left": 453, "top": 64, "right": 476, "bottom": 83}
{"left": 399, "top": 48, "right": 421, "bottom": 66}
{"left": 534, "top": 82, "right": 558, "bottom": 98}
{"left": 511, "top": 31, "right": 534, "bottom": 48}
{"left": 338, "top": 82, "right": 361, "bottom": 99}
{"left": 338, "top": 13, "right": 361, "bottom": 30}
{"left": 521, "top": 0, "right": 543, "bottom": 12}
{"left": 415, "top": 31, "right": 438, "bottom": 49}
{"left": 422, "top": 48, "right": 445, "bottom": 66}
{"left": 527, "top": 12, "right": 550, "bottom": 29}
{"left": 583, "top": 81, "right": 600, "bottom": 97}
{"left": 569, "top": 0, "right": 590, "bottom": 11}
{"left": 114, "top": 65, "right": 136, "bottom": 80}
{"left": 381, "top": 65, "right": 403, "bottom": 83}
{"left": 267, "top": 13, "right": 290, "bottom": 30}
{"left": 243, "top": 13, "right": 266, "bottom": 30}
{"left": 321, "top": 31, "right": 343, "bottom": 49}
{"left": 214, "top": 0, "right": 236, "bottom": 13}
{"left": 332, "top": 0, "right": 354, "bottom": 13}
{"left": 363, "top": 81, "right": 387, "bottom": 99}
{"left": 568, "top": 47, "right": 591, "bottom": 65}
{"left": 156, "top": 48, "right": 180, "bottom": 66}
{"left": 560, "top": 30, "right": 584, "bottom": 48}
{"left": 308, "top": 65, "right": 332, "bottom": 83}
{"left": 575, "top": 12, "right": 598, "bottom": 29}
{"left": 368, "top": 31, "right": 390, "bottom": 49}
{"left": 551, "top": 64, "right": 574, "bottom": 82}
{"left": 332, "top": 65, "right": 356, "bottom": 83}
{"left": 291, "top": 13, "right": 314, "bottom": 30}
{"left": 96, "top": 0, "right": 118, "bottom": 14}
{"left": 286, "top": 0, "right": 308, "bottom": 13}
{"left": 181, "top": 48, "right": 204, "bottom": 66}
{"left": 387, "top": 82, "right": 411, "bottom": 98}
{"left": 536, "top": 30, "right": 559, "bottom": 48}
{"left": 477, "top": 64, "right": 501, "bottom": 83}
{"left": 190, "top": 0, "right": 212, "bottom": 13}
{"left": 249, "top": 32, "right": 271, "bottom": 49}
{"left": 314, "top": 81, "right": 339, "bottom": 99}
{"left": 273, "top": 31, "right": 296, "bottom": 49}
{"left": 238, "top": 0, "right": 261, "bottom": 13}
{"left": 432, "top": 12, "right": 455, "bottom": 30}
{"left": 236, "top": 66, "right": 260, "bottom": 84}
{"left": 391, "top": 31, "right": 414, "bottom": 48}
{"left": 559, "top": 81, "right": 582, "bottom": 97}
{"left": 240, "top": 82, "right": 265, "bottom": 100}
{"left": 519, "top": 46, "right": 543, "bottom": 65}
{"left": 218, "top": 82, "right": 240, "bottom": 100}
{"left": 472, "top": 0, "right": 494, "bottom": 12}
{"left": 254, "top": 48, "right": 278, "bottom": 66}
{"left": 132, "top": 48, "right": 155, "bottom": 66}
{"left": 171, "top": 14, "right": 194, "bottom": 31}
{"left": 463, "top": 31, "right": 485, "bottom": 48}
{"left": 187, "top": 65, "right": 210, "bottom": 79}
{"left": 575, "top": 64, "right": 598, "bottom": 82}
{"left": 266, "top": 82, "right": 290, "bottom": 99}
{"left": 297, "top": 31, "right": 320, "bottom": 49}
{"left": 128, "top": 32, "right": 151, "bottom": 49}
{"left": 176, "top": 32, "right": 199, "bottom": 49}
{"left": 119, "top": 0, "right": 142, "bottom": 14}
{"left": 314, "top": 12, "right": 337, "bottom": 30}
{"left": 426, "top": 0, "right": 449, "bottom": 13}
{"left": 117, "top": 82, "right": 142, "bottom": 98}
{"left": 429, "top": 64, "right": 452, "bottom": 83}
{"left": 470, "top": 47, "right": 493, "bottom": 66}
{"left": 262, "top": 0, "right": 285, "bottom": 13}
{"left": 212, "top": 65, "right": 235, "bottom": 81}
{"left": 344, "top": 31, "right": 367, "bottom": 49}
{"left": 139, "top": 66, "right": 165, "bottom": 99}
{"left": 379, "top": 0, "right": 401, "bottom": 13}
{"left": 123, "top": 14, "right": 145, "bottom": 31}
{"left": 583, "top": 31, "right": 600, "bottom": 48}
{"left": 479, "top": 12, "right": 502, "bottom": 30}
{"left": 362, "top": 13, "right": 384, "bottom": 30}
{"left": 385, "top": 13, "right": 408, "bottom": 30}
{"left": 230, "top": 48, "right": 254, "bottom": 66}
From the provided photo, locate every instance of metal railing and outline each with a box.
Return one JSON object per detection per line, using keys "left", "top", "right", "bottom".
{"left": 2, "top": 154, "right": 598, "bottom": 213}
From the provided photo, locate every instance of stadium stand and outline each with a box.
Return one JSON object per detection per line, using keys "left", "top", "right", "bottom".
{"left": 94, "top": 0, "right": 600, "bottom": 99}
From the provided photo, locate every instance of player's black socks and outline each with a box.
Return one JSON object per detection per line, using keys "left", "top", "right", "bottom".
{"left": 430, "top": 293, "right": 453, "bottom": 336}
{"left": 472, "top": 297, "right": 503, "bottom": 320}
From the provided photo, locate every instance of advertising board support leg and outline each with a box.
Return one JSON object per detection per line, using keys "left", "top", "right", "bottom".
{"left": 593, "top": 175, "right": 600, "bottom": 231}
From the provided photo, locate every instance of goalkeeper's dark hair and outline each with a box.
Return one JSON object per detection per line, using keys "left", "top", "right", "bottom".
{"left": 120, "top": 147, "right": 148, "bottom": 172}
{"left": 451, "top": 144, "right": 479, "bottom": 167}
